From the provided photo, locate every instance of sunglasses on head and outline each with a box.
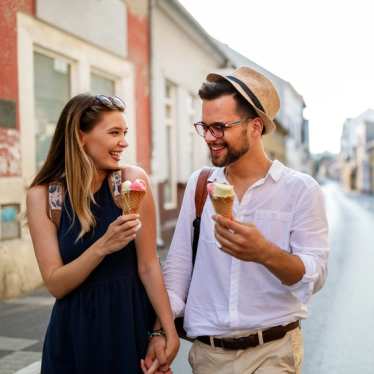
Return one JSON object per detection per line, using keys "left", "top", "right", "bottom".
{"left": 95, "top": 95, "right": 126, "bottom": 111}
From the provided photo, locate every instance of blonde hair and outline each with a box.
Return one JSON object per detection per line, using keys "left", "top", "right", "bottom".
{"left": 30, "top": 93, "right": 125, "bottom": 239}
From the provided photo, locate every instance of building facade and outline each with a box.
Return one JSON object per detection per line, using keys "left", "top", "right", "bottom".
{"left": 282, "top": 84, "right": 310, "bottom": 174}
{"left": 0, "top": 0, "right": 151, "bottom": 298}
{"left": 150, "top": 0, "right": 228, "bottom": 244}
{"left": 340, "top": 109, "right": 374, "bottom": 193}
{"left": 340, "top": 117, "right": 358, "bottom": 191}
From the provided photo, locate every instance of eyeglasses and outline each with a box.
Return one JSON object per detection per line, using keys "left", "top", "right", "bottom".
{"left": 95, "top": 95, "right": 126, "bottom": 111}
{"left": 193, "top": 120, "right": 242, "bottom": 138}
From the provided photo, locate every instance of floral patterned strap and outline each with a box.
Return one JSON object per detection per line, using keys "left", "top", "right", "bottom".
{"left": 110, "top": 170, "right": 122, "bottom": 197}
{"left": 109, "top": 169, "right": 125, "bottom": 209}
{"left": 48, "top": 182, "right": 64, "bottom": 228}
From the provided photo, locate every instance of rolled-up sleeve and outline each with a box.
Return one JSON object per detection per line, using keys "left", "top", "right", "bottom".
{"left": 162, "top": 171, "right": 199, "bottom": 317}
{"left": 287, "top": 184, "right": 329, "bottom": 304}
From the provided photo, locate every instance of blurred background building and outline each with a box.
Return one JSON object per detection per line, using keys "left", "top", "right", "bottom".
{"left": 340, "top": 109, "right": 374, "bottom": 194}
{"left": 0, "top": 0, "right": 310, "bottom": 298}
{"left": 0, "top": 0, "right": 150, "bottom": 298}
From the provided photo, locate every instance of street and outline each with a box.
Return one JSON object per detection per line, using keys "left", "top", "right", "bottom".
{"left": 302, "top": 182, "right": 374, "bottom": 373}
{"left": 1, "top": 182, "right": 373, "bottom": 373}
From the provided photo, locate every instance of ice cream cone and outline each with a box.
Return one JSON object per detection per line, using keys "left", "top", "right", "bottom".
{"left": 208, "top": 182, "right": 235, "bottom": 219}
{"left": 211, "top": 196, "right": 234, "bottom": 219}
{"left": 122, "top": 190, "right": 146, "bottom": 214}
{"left": 121, "top": 179, "right": 147, "bottom": 215}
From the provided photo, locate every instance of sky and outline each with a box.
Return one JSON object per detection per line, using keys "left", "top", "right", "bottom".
{"left": 179, "top": 0, "right": 374, "bottom": 154}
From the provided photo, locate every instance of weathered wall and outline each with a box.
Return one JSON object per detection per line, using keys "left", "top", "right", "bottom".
{"left": 126, "top": 0, "right": 152, "bottom": 173}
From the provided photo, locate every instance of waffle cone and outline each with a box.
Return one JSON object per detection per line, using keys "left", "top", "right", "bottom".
{"left": 121, "top": 190, "right": 146, "bottom": 214}
{"left": 211, "top": 196, "right": 234, "bottom": 219}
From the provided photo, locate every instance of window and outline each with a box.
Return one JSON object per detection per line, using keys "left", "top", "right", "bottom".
{"left": 90, "top": 72, "right": 115, "bottom": 96}
{"left": 0, "top": 204, "right": 20, "bottom": 240}
{"left": 33, "top": 51, "right": 71, "bottom": 170}
{"left": 163, "top": 81, "right": 177, "bottom": 208}
{"left": 0, "top": 99, "right": 16, "bottom": 129}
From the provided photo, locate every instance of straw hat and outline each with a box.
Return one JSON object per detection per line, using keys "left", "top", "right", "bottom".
{"left": 207, "top": 66, "right": 280, "bottom": 135}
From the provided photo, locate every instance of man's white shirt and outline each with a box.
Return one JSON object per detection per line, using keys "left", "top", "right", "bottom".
{"left": 163, "top": 160, "right": 329, "bottom": 338}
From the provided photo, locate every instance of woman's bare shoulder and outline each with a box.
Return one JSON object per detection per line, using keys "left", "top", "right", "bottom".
{"left": 27, "top": 184, "right": 48, "bottom": 201}
{"left": 122, "top": 165, "right": 150, "bottom": 182}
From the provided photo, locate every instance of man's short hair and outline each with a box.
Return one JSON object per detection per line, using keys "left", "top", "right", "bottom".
{"left": 198, "top": 79, "right": 259, "bottom": 121}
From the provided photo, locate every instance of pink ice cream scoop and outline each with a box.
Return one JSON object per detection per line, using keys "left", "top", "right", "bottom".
{"left": 130, "top": 179, "right": 146, "bottom": 191}
{"left": 207, "top": 183, "right": 214, "bottom": 195}
{"left": 121, "top": 179, "right": 146, "bottom": 193}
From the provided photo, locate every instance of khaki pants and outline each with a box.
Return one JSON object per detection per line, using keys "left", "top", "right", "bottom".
{"left": 188, "top": 327, "right": 303, "bottom": 374}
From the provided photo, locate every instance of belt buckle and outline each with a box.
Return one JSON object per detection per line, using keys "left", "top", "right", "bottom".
{"left": 219, "top": 337, "right": 233, "bottom": 350}
{"left": 231, "top": 334, "right": 259, "bottom": 350}
{"left": 222, "top": 336, "right": 248, "bottom": 350}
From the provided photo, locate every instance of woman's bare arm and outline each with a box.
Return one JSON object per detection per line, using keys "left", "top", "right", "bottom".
{"left": 126, "top": 166, "right": 179, "bottom": 362}
{"left": 27, "top": 185, "right": 139, "bottom": 299}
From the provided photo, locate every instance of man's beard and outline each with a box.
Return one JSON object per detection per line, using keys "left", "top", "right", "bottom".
{"left": 209, "top": 136, "right": 250, "bottom": 167}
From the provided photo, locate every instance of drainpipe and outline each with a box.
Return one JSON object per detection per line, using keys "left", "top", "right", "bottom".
{"left": 148, "top": 0, "right": 164, "bottom": 248}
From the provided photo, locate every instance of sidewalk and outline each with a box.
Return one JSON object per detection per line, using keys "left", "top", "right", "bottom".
{"left": 0, "top": 288, "right": 51, "bottom": 374}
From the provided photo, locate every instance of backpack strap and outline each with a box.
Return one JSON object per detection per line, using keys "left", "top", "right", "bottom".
{"left": 109, "top": 168, "right": 126, "bottom": 209}
{"left": 48, "top": 181, "right": 64, "bottom": 228}
{"left": 192, "top": 167, "right": 213, "bottom": 266}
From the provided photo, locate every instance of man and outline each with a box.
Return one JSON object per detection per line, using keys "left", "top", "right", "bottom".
{"left": 145, "top": 66, "right": 329, "bottom": 374}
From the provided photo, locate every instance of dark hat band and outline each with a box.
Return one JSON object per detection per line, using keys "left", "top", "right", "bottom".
{"left": 226, "top": 75, "right": 266, "bottom": 114}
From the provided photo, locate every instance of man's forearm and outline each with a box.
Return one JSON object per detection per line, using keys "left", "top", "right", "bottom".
{"left": 260, "top": 241, "right": 305, "bottom": 286}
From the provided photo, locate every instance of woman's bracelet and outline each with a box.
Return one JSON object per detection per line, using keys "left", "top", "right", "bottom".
{"left": 149, "top": 328, "right": 166, "bottom": 339}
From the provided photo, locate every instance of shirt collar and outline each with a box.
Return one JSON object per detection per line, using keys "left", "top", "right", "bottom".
{"left": 207, "top": 160, "right": 285, "bottom": 184}
{"left": 267, "top": 160, "right": 284, "bottom": 182}
{"left": 208, "top": 166, "right": 226, "bottom": 183}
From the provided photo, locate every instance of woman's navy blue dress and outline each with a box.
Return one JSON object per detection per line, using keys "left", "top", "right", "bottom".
{"left": 41, "top": 180, "right": 155, "bottom": 373}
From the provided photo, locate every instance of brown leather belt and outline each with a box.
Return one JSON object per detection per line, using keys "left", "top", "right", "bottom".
{"left": 196, "top": 321, "right": 300, "bottom": 350}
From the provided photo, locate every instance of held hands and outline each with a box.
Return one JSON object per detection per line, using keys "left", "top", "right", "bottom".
{"left": 96, "top": 214, "right": 141, "bottom": 256}
{"left": 213, "top": 214, "right": 270, "bottom": 263}
{"left": 141, "top": 331, "right": 180, "bottom": 374}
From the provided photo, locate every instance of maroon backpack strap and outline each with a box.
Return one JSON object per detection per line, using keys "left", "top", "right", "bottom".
{"left": 192, "top": 167, "right": 213, "bottom": 266}
{"left": 195, "top": 167, "right": 213, "bottom": 218}
{"left": 48, "top": 181, "right": 64, "bottom": 228}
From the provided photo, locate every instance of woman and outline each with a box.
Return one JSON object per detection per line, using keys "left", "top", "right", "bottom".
{"left": 27, "top": 94, "right": 179, "bottom": 373}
